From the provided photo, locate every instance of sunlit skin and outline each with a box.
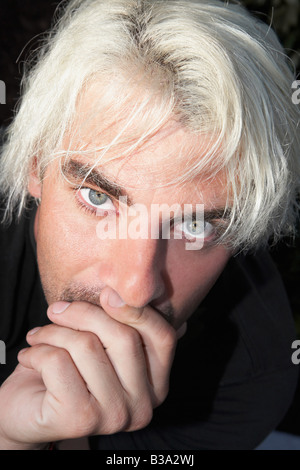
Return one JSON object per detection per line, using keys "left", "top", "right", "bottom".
{"left": 28, "top": 81, "right": 231, "bottom": 329}
{"left": 0, "top": 88, "right": 232, "bottom": 449}
{"left": 30, "top": 122, "right": 231, "bottom": 329}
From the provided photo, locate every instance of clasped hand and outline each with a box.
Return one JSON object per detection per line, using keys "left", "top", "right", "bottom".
{"left": 0, "top": 287, "right": 178, "bottom": 449}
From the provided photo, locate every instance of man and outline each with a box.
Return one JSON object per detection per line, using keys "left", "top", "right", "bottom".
{"left": 0, "top": 0, "right": 299, "bottom": 450}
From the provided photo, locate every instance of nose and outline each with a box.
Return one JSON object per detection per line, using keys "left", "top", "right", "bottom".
{"left": 100, "top": 237, "right": 166, "bottom": 308}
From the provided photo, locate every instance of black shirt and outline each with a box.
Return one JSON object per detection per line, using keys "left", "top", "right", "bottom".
{"left": 0, "top": 203, "right": 298, "bottom": 449}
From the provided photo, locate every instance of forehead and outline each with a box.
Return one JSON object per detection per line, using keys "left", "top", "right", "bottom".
{"left": 59, "top": 82, "right": 226, "bottom": 204}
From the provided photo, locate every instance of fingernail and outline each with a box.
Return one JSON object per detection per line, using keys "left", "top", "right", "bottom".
{"left": 51, "top": 301, "right": 71, "bottom": 314}
{"left": 108, "top": 290, "right": 125, "bottom": 308}
{"left": 27, "top": 327, "right": 41, "bottom": 336}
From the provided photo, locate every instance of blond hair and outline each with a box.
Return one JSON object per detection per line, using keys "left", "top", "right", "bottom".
{"left": 1, "top": 0, "right": 299, "bottom": 251}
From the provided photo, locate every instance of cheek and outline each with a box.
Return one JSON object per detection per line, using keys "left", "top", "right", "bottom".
{"left": 167, "top": 245, "right": 231, "bottom": 313}
{"left": 36, "top": 191, "right": 98, "bottom": 280}
{"left": 195, "top": 247, "right": 230, "bottom": 290}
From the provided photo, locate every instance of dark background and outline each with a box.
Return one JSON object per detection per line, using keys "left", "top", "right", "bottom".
{"left": 0, "top": 0, "right": 299, "bottom": 437}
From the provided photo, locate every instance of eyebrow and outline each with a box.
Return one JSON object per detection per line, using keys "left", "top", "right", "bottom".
{"left": 62, "top": 159, "right": 134, "bottom": 205}
{"left": 62, "top": 159, "right": 230, "bottom": 222}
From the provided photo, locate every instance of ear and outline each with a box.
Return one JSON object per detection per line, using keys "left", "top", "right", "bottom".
{"left": 28, "top": 160, "right": 42, "bottom": 199}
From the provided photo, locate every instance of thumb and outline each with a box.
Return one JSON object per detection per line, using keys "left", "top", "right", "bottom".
{"left": 99, "top": 287, "right": 145, "bottom": 325}
{"left": 103, "top": 288, "right": 126, "bottom": 309}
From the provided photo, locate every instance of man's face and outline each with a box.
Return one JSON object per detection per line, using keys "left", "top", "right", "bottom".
{"left": 29, "top": 97, "right": 231, "bottom": 330}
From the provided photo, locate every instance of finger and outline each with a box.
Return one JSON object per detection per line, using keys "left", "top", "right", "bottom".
{"left": 100, "top": 287, "right": 177, "bottom": 403}
{"left": 47, "top": 288, "right": 177, "bottom": 403}
{"left": 28, "top": 319, "right": 152, "bottom": 412}
{"left": 16, "top": 344, "right": 101, "bottom": 440}
{"left": 26, "top": 325, "right": 125, "bottom": 405}
{"left": 25, "top": 325, "right": 154, "bottom": 432}
{"left": 47, "top": 290, "right": 177, "bottom": 403}
{"left": 18, "top": 344, "right": 89, "bottom": 403}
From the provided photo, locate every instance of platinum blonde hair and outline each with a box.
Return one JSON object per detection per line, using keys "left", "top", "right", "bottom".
{"left": 0, "top": 0, "right": 299, "bottom": 251}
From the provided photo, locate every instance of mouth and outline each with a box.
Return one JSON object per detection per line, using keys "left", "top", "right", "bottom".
{"left": 60, "top": 284, "right": 174, "bottom": 324}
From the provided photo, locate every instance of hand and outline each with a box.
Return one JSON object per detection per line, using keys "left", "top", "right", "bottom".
{"left": 0, "top": 287, "right": 177, "bottom": 449}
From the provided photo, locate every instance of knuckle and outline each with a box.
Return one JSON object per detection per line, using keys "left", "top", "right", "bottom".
{"left": 126, "top": 308, "right": 144, "bottom": 325}
{"left": 123, "top": 335, "right": 143, "bottom": 360}
{"left": 130, "top": 401, "right": 153, "bottom": 431}
{"left": 161, "top": 325, "right": 177, "bottom": 351}
{"left": 70, "top": 401, "right": 100, "bottom": 437}
{"left": 80, "top": 396, "right": 132, "bottom": 436}
{"left": 47, "top": 347, "right": 70, "bottom": 367}
{"left": 123, "top": 327, "right": 141, "bottom": 347}
{"left": 114, "top": 325, "right": 142, "bottom": 351}
{"left": 78, "top": 408, "right": 100, "bottom": 436}
{"left": 78, "top": 331, "right": 101, "bottom": 354}
{"left": 103, "top": 403, "right": 131, "bottom": 434}
{"left": 114, "top": 406, "right": 131, "bottom": 432}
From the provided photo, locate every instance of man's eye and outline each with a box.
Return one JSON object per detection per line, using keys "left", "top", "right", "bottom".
{"left": 174, "top": 219, "right": 214, "bottom": 241}
{"left": 78, "top": 188, "right": 115, "bottom": 212}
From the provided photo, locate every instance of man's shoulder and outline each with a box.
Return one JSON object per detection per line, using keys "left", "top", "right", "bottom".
{"left": 213, "top": 250, "right": 296, "bottom": 382}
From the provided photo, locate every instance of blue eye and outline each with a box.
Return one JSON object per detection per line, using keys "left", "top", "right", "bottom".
{"left": 78, "top": 188, "right": 115, "bottom": 212}
{"left": 87, "top": 190, "right": 108, "bottom": 205}
{"left": 184, "top": 219, "right": 206, "bottom": 237}
{"left": 174, "top": 218, "right": 214, "bottom": 241}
